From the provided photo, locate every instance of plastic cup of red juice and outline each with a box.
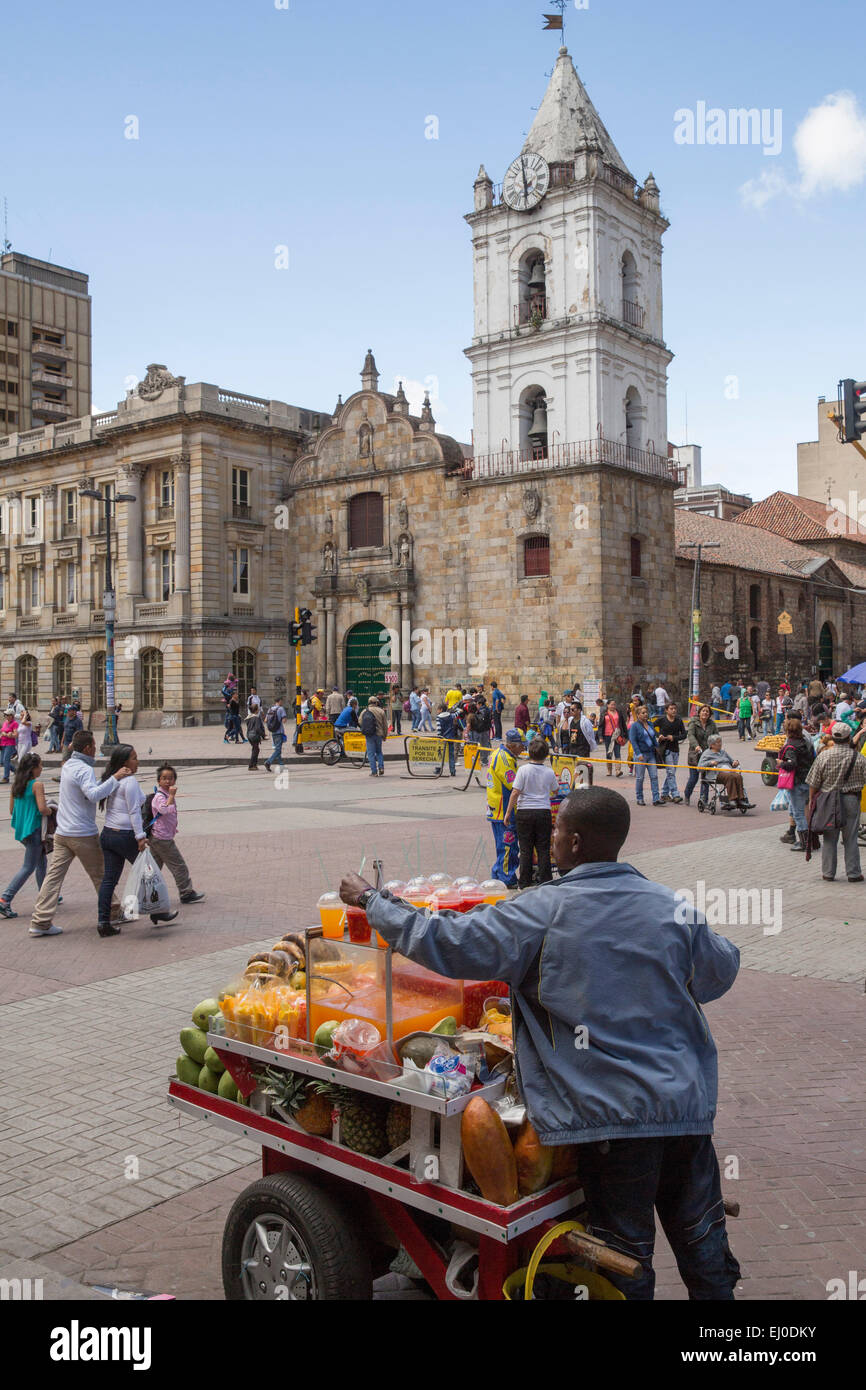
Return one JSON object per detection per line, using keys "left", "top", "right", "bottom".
{"left": 346, "top": 906, "right": 372, "bottom": 944}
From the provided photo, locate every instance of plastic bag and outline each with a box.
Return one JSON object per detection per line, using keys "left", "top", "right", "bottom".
{"left": 124, "top": 847, "right": 171, "bottom": 919}
{"left": 769, "top": 787, "right": 790, "bottom": 812}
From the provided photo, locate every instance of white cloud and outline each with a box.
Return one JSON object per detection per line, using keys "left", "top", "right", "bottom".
{"left": 795, "top": 91, "right": 866, "bottom": 195}
{"left": 740, "top": 90, "right": 866, "bottom": 208}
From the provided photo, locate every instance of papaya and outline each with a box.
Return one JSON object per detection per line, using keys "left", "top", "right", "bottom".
{"left": 460, "top": 1097, "right": 518, "bottom": 1206}
{"left": 513, "top": 1119, "right": 553, "bottom": 1196}
{"left": 549, "top": 1143, "right": 580, "bottom": 1182}
{"left": 176, "top": 1055, "right": 201, "bottom": 1087}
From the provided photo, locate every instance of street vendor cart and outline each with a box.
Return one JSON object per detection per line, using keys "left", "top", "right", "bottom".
{"left": 168, "top": 917, "right": 638, "bottom": 1301}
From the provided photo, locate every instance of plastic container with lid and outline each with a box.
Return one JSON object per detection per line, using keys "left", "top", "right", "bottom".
{"left": 479, "top": 878, "right": 509, "bottom": 904}
{"left": 317, "top": 891, "right": 345, "bottom": 939}
{"left": 345, "top": 905, "right": 372, "bottom": 944}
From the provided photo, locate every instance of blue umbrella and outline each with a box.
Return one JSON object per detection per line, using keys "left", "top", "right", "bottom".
{"left": 837, "top": 662, "right": 866, "bottom": 683}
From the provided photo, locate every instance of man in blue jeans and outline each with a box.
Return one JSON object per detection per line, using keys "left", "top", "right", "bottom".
{"left": 628, "top": 706, "right": 662, "bottom": 806}
{"left": 360, "top": 695, "right": 387, "bottom": 776}
{"left": 264, "top": 702, "right": 287, "bottom": 768}
{"left": 340, "top": 785, "right": 741, "bottom": 1300}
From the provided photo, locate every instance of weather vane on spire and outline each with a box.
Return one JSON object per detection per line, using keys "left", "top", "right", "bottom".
{"left": 542, "top": 1, "right": 567, "bottom": 45}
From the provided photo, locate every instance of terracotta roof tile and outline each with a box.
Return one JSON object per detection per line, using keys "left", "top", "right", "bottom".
{"left": 675, "top": 510, "right": 831, "bottom": 578}
{"left": 734, "top": 491, "right": 866, "bottom": 544}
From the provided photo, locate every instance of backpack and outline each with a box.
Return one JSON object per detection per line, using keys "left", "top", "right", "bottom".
{"left": 402, "top": 698, "right": 411, "bottom": 714}
{"left": 360, "top": 708, "right": 377, "bottom": 736}
{"left": 475, "top": 705, "right": 492, "bottom": 732}
{"left": 265, "top": 705, "right": 282, "bottom": 733}
{"left": 143, "top": 792, "right": 157, "bottom": 834}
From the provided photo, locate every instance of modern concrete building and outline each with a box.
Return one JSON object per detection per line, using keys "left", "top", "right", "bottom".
{"left": 0, "top": 253, "right": 91, "bottom": 433}
{"left": 797, "top": 394, "right": 866, "bottom": 526}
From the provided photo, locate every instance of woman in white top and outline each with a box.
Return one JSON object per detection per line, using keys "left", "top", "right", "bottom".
{"left": 16, "top": 708, "right": 33, "bottom": 763}
{"left": 97, "top": 744, "right": 178, "bottom": 936}
{"left": 504, "top": 736, "right": 561, "bottom": 888}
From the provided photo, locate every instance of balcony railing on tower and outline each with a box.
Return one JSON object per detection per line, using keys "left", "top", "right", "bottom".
{"left": 452, "top": 435, "right": 673, "bottom": 482}
{"left": 622, "top": 299, "right": 646, "bottom": 330}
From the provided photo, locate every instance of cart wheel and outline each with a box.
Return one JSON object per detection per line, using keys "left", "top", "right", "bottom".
{"left": 320, "top": 739, "right": 341, "bottom": 766}
{"left": 697, "top": 800, "right": 705, "bottom": 814}
{"left": 709, "top": 800, "right": 717, "bottom": 815}
{"left": 739, "top": 804, "right": 748, "bottom": 815}
{"left": 222, "top": 1173, "right": 372, "bottom": 1301}
{"left": 760, "top": 757, "right": 778, "bottom": 788}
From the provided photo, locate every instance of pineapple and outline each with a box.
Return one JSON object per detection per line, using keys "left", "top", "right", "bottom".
{"left": 261, "top": 1068, "right": 333, "bottom": 1137}
{"left": 316, "top": 1084, "right": 390, "bottom": 1158}
{"left": 385, "top": 1101, "right": 411, "bottom": 1152}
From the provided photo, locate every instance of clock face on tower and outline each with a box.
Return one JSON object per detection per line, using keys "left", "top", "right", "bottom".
{"left": 502, "top": 152, "right": 550, "bottom": 211}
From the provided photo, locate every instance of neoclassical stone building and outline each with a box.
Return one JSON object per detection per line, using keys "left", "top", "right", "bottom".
{"left": 0, "top": 367, "right": 328, "bottom": 724}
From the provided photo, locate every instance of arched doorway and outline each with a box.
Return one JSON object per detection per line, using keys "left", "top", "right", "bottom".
{"left": 345, "top": 621, "right": 390, "bottom": 704}
{"left": 818, "top": 622, "right": 834, "bottom": 680}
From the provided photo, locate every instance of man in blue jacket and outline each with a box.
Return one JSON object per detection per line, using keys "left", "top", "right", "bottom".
{"left": 341, "top": 785, "right": 741, "bottom": 1300}
{"left": 628, "top": 704, "right": 662, "bottom": 807}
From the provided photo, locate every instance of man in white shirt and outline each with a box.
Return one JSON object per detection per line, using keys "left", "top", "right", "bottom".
{"left": 246, "top": 687, "right": 262, "bottom": 715}
{"left": 653, "top": 684, "right": 670, "bottom": 718}
{"left": 30, "top": 729, "right": 132, "bottom": 937}
{"left": 9, "top": 692, "right": 25, "bottom": 722}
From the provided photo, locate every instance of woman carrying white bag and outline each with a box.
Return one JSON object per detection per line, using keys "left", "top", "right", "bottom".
{"left": 97, "top": 745, "right": 178, "bottom": 937}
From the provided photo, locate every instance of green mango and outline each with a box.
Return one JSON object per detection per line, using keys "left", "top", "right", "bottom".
{"left": 180, "top": 1027, "right": 208, "bottom": 1065}
{"left": 432, "top": 1016, "right": 458, "bottom": 1036}
{"left": 218, "top": 1070, "right": 238, "bottom": 1102}
{"left": 203, "top": 1046, "right": 226, "bottom": 1075}
{"left": 199, "top": 1065, "right": 221, "bottom": 1094}
{"left": 192, "top": 998, "right": 221, "bottom": 1031}
{"left": 176, "top": 1055, "right": 201, "bottom": 1087}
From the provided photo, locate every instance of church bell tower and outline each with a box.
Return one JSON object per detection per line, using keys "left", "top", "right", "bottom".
{"left": 465, "top": 47, "right": 672, "bottom": 468}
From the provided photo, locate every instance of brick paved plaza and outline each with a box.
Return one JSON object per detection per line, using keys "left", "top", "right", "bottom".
{"left": 1, "top": 730, "right": 864, "bottom": 1301}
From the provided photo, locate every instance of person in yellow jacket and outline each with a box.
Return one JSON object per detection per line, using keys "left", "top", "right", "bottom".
{"left": 445, "top": 685, "right": 464, "bottom": 709}
{"left": 486, "top": 730, "right": 524, "bottom": 886}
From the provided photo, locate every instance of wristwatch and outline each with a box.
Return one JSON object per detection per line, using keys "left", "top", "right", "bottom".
{"left": 357, "top": 889, "right": 375, "bottom": 910}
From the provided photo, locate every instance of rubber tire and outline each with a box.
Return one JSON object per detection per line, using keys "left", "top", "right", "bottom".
{"left": 760, "top": 757, "right": 778, "bottom": 788}
{"left": 222, "top": 1173, "right": 373, "bottom": 1301}
{"left": 709, "top": 800, "right": 717, "bottom": 815}
{"left": 739, "top": 805, "right": 748, "bottom": 815}
{"left": 697, "top": 800, "right": 705, "bottom": 814}
{"left": 320, "top": 739, "right": 341, "bottom": 766}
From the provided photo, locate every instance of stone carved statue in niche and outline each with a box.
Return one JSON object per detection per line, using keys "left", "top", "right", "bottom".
{"left": 322, "top": 542, "right": 336, "bottom": 574}
{"left": 358, "top": 422, "right": 372, "bottom": 457}
{"left": 397, "top": 499, "right": 409, "bottom": 531}
{"left": 355, "top": 575, "right": 371, "bottom": 605}
{"left": 324, "top": 513, "right": 333, "bottom": 536}
{"left": 397, "top": 533, "right": 412, "bottom": 569}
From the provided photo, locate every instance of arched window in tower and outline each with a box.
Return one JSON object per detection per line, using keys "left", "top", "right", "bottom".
{"left": 517, "top": 251, "right": 547, "bottom": 326}
{"left": 519, "top": 387, "right": 548, "bottom": 460}
{"left": 621, "top": 251, "right": 644, "bottom": 328}
{"left": 624, "top": 387, "right": 643, "bottom": 461}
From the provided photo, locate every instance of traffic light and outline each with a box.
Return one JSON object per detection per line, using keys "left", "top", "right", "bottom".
{"left": 838, "top": 379, "right": 866, "bottom": 443}
{"left": 299, "top": 607, "right": 317, "bottom": 645}
{"left": 289, "top": 621, "right": 302, "bottom": 647}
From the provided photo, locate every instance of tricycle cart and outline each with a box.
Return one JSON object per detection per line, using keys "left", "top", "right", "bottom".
{"left": 168, "top": 924, "right": 638, "bottom": 1301}
{"left": 754, "top": 733, "right": 784, "bottom": 786}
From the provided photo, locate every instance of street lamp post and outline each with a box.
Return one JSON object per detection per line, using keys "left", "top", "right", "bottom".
{"left": 680, "top": 542, "right": 720, "bottom": 711}
{"left": 80, "top": 488, "right": 137, "bottom": 750}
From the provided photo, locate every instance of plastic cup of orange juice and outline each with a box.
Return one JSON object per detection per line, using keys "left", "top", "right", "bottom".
{"left": 317, "top": 891, "right": 345, "bottom": 940}
{"left": 479, "top": 878, "right": 508, "bottom": 905}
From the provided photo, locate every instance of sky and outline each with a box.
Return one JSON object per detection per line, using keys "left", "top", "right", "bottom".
{"left": 3, "top": 0, "right": 865, "bottom": 498}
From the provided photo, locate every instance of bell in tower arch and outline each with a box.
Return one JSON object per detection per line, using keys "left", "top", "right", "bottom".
{"left": 528, "top": 257, "right": 546, "bottom": 291}
{"left": 528, "top": 396, "right": 549, "bottom": 456}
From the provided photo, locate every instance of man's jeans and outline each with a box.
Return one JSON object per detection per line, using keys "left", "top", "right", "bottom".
{"left": 662, "top": 749, "right": 678, "bottom": 798}
{"left": 410, "top": 707, "right": 421, "bottom": 731}
{"left": 266, "top": 731, "right": 286, "bottom": 767}
{"left": 1, "top": 744, "right": 14, "bottom": 781}
{"left": 634, "top": 756, "right": 660, "bottom": 804}
{"left": 578, "top": 1135, "right": 740, "bottom": 1301}
{"left": 365, "top": 733, "right": 384, "bottom": 774}
{"left": 46, "top": 725, "right": 61, "bottom": 752}
{"left": 775, "top": 712, "right": 784, "bottom": 734}
{"left": 821, "top": 792, "right": 862, "bottom": 880}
